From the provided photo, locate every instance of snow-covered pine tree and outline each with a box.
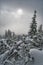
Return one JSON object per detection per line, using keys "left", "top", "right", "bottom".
{"left": 29, "top": 10, "right": 37, "bottom": 38}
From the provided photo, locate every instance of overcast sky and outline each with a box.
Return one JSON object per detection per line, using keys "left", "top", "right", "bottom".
{"left": 0, "top": 0, "right": 43, "bottom": 35}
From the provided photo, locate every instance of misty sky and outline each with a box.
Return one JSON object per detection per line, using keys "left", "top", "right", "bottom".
{"left": 0, "top": 0, "right": 43, "bottom": 35}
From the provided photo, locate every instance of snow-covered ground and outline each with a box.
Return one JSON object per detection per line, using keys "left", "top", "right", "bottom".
{"left": 29, "top": 49, "right": 43, "bottom": 65}
{"left": 0, "top": 49, "right": 43, "bottom": 65}
{"left": 0, "top": 38, "right": 43, "bottom": 65}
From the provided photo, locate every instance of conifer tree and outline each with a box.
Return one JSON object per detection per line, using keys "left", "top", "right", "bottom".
{"left": 38, "top": 24, "right": 42, "bottom": 33}
{"left": 29, "top": 10, "right": 37, "bottom": 38}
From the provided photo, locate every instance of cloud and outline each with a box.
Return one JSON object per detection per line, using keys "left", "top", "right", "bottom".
{"left": 0, "top": 9, "right": 42, "bottom": 35}
{"left": 0, "top": 9, "right": 33, "bottom": 34}
{"left": 0, "top": 0, "right": 43, "bottom": 34}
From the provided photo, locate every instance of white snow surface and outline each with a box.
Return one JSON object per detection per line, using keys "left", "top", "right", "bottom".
{"left": 29, "top": 49, "right": 43, "bottom": 65}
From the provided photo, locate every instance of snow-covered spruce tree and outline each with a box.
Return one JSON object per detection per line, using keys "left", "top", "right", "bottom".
{"left": 5, "top": 29, "right": 12, "bottom": 39}
{"left": 37, "top": 24, "right": 43, "bottom": 48}
{"left": 38, "top": 24, "right": 43, "bottom": 33}
{"left": 29, "top": 10, "right": 37, "bottom": 38}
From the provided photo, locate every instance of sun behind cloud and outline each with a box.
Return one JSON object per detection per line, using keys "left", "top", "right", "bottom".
{"left": 17, "top": 9, "right": 23, "bottom": 15}
{"left": 15, "top": 9, "right": 23, "bottom": 18}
